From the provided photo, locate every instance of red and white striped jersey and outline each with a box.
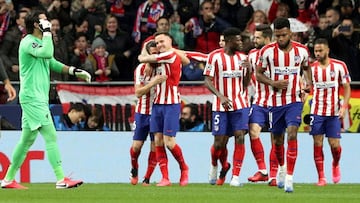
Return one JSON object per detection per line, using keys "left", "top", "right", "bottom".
{"left": 248, "top": 48, "right": 273, "bottom": 107}
{"left": 258, "top": 41, "right": 310, "bottom": 106}
{"left": 185, "top": 51, "right": 208, "bottom": 62}
{"left": 153, "top": 50, "right": 182, "bottom": 104}
{"left": 204, "top": 49, "right": 249, "bottom": 111}
{"left": 134, "top": 63, "right": 154, "bottom": 115}
{"left": 310, "top": 58, "right": 351, "bottom": 116}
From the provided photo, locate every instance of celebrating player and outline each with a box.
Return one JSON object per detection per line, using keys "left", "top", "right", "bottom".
{"left": 130, "top": 40, "right": 167, "bottom": 185}
{"left": 138, "top": 31, "right": 190, "bottom": 186}
{"left": 256, "top": 17, "right": 311, "bottom": 192}
{"left": 309, "top": 38, "right": 351, "bottom": 186}
{"left": 1, "top": 9, "right": 91, "bottom": 189}
{"left": 204, "top": 27, "right": 251, "bottom": 187}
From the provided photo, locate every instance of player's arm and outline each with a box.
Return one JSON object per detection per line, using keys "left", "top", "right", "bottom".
{"left": 204, "top": 76, "right": 232, "bottom": 109}
{"left": 242, "top": 60, "right": 252, "bottom": 88}
{"left": 301, "top": 64, "right": 312, "bottom": 93}
{"left": 339, "top": 81, "right": 351, "bottom": 119}
{"left": 256, "top": 64, "right": 288, "bottom": 89}
{"left": 138, "top": 54, "right": 157, "bottom": 63}
{"left": 174, "top": 49, "right": 190, "bottom": 66}
{"left": 135, "top": 74, "right": 167, "bottom": 98}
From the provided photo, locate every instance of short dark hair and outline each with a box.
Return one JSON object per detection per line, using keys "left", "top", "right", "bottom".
{"left": 25, "top": 9, "right": 48, "bottom": 34}
{"left": 223, "top": 27, "right": 242, "bottom": 41}
{"left": 145, "top": 40, "right": 157, "bottom": 54}
{"left": 184, "top": 103, "right": 199, "bottom": 117}
{"left": 314, "top": 38, "right": 329, "bottom": 46}
{"left": 255, "top": 24, "right": 273, "bottom": 39}
{"left": 273, "top": 17, "right": 290, "bottom": 30}
{"left": 69, "top": 103, "right": 91, "bottom": 118}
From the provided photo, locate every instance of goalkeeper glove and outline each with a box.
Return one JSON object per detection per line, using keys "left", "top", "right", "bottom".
{"left": 69, "top": 66, "right": 91, "bottom": 83}
{"left": 38, "top": 19, "right": 52, "bottom": 32}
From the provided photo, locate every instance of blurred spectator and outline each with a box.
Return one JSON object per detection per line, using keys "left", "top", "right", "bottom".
{"left": 314, "top": 14, "right": 331, "bottom": 39}
{"left": 180, "top": 103, "right": 207, "bottom": 132}
{"left": 132, "top": 0, "right": 173, "bottom": 44}
{"left": 0, "top": 0, "right": 13, "bottom": 43}
{"left": 0, "top": 9, "right": 28, "bottom": 82}
{"left": 213, "top": 0, "right": 221, "bottom": 16}
{"left": 71, "top": 0, "right": 106, "bottom": 41}
{"left": 169, "top": 11, "right": 185, "bottom": 49}
{"left": 53, "top": 103, "right": 91, "bottom": 131}
{"left": 184, "top": 0, "right": 231, "bottom": 53}
{"left": 326, "top": 7, "right": 341, "bottom": 29}
{"left": 244, "top": 10, "right": 268, "bottom": 35}
{"left": 63, "top": 17, "right": 89, "bottom": 53}
{"left": 268, "top": 1, "right": 291, "bottom": 23}
{"left": 81, "top": 106, "right": 110, "bottom": 131}
{"left": 69, "top": 32, "right": 90, "bottom": 81}
{"left": 99, "top": 14, "right": 136, "bottom": 81}
{"left": 339, "top": 0, "right": 360, "bottom": 24}
{"left": 330, "top": 17, "right": 360, "bottom": 82}
{"left": 142, "top": 16, "right": 170, "bottom": 45}
{"left": 84, "top": 37, "right": 120, "bottom": 82}
{"left": 50, "top": 18, "right": 69, "bottom": 81}
{"left": 47, "top": 0, "right": 72, "bottom": 33}
{"left": 109, "top": 0, "right": 140, "bottom": 33}
{"left": 217, "top": 0, "right": 254, "bottom": 31}
{"left": 251, "top": 0, "right": 273, "bottom": 17}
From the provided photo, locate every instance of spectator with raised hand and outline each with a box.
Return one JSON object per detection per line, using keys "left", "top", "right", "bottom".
{"left": 68, "top": 32, "right": 90, "bottom": 81}
{"left": 0, "top": 59, "right": 16, "bottom": 103}
{"left": 184, "top": 0, "right": 231, "bottom": 53}
{"left": 84, "top": 37, "right": 120, "bottom": 82}
{"left": 0, "top": 9, "right": 91, "bottom": 190}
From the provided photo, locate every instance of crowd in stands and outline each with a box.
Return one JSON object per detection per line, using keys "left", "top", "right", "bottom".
{"left": 0, "top": 0, "right": 359, "bottom": 84}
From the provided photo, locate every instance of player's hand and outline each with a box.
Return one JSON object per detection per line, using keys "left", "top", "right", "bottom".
{"left": 273, "top": 79, "right": 289, "bottom": 90}
{"left": 69, "top": 66, "right": 91, "bottom": 83}
{"left": 220, "top": 95, "right": 232, "bottom": 110}
{"left": 39, "top": 19, "right": 52, "bottom": 32}
{"left": 151, "top": 75, "right": 167, "bottom": 85}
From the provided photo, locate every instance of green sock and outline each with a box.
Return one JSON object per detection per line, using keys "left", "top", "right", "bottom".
{"left": 39, "top": 125, "right": 65, "bottom": 181}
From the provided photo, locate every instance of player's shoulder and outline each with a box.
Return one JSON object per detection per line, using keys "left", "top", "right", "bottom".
{"left": 248, "top": 48, "right": 259, "bottom": 55}
{"left": 329, "top": 58, "right": 347, "bottom": 67}
{"left": 292, "top": 41, "right": 309, "bottom": 50}
{"left": 208, "top": 48, "right": 223, "bottom": 56}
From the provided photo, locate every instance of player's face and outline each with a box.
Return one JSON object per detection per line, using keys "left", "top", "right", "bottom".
{"left": 274, "top": 27, "right": 291, "bottom": 49}
{"left": 155, "top": 34, "right": 171, "bottom": 53}
{"left": 149, "top": 47, "right": 158, "bottom": 55}
{"left": 219, "top": 35, "right": 225, "bottom": 48}
{"left": 253, "top": 31, "right": 265, "bottom": 49}
{"left": 228, "top": 35, "right": 242, "bottom": 51}
{"left": 314, "top": 43, "right": 329, "bottom": 62}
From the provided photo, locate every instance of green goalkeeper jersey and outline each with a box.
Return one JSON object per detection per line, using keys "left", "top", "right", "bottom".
{"left": 18, "top": 34, "right": 64, "bottom": 104}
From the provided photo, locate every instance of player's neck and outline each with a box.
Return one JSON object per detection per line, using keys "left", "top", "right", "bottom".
{"left": 319, "top": 57, "right": 330, "bottom": 67}
{"left": 32, "top": 30, "right": 43, "bottom": 39}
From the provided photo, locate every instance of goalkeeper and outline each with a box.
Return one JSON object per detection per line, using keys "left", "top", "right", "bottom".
{"left": 1, "top": 9, "right": 91, "bottom": 189}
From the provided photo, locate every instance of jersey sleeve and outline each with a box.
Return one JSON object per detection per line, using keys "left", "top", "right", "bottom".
{"left": 25, "top": 35, "right": 54, "bottom": 59}
{"left": 49, "top": 57, "right": 65, "bottom": 73}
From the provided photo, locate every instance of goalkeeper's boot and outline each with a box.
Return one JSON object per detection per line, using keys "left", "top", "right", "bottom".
{"left": 248, "top": 171, "right": 269, "bottom": 182}
{"left": 216, "top": 163, "right": 230, "bottom": 185}
{"left": 130, "top": 168, "right": 138, "bottom": 185}
{"left": 277, "top": 165, "right": 286, "bottom": 189}
{"left": 1, "top": 180, "right": 28, "bottom": 189}
{"left": 317, "top": 178, "right": 327, "bottom": 186}
{"left": 284, "top": 174, "right": 293, "bottom": 193}
{"left": 56, "top": 177, "right": 83, "bottom": 189}
{"left": 208, "top": 165, "right": 218, "bottom": 185}
{"left": 332, "top": 163, "right": 341, "bottom": 184}
{"left": 179, "top": 166, "right": 189, "bottom": 186}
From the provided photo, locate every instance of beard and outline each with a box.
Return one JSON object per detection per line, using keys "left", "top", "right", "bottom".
{"left": 278, "top": 40, "right": 290, "bottom": 50}
{"left": 180, "top": 118, "right": 196, "bottom": 131}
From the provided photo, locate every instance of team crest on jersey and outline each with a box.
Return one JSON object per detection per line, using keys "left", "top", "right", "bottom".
{"left": 294, "top": 55, "right": 301, "bottom": 64}
{"left": 32, "top": 42, "right": 39, "bottom": 48}
{"left": 330, "top": 71, "right": 335, "bottom": 78}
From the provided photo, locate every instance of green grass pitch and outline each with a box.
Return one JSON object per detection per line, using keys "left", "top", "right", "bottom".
{"left": 0, "top": 183, "right": 359, "bottom": 203}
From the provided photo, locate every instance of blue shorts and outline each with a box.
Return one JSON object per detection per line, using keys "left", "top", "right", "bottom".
{"left": 309, "top": 115, "right": 341, "bottom": 138}
{"left": 150, "top": 104, "right": 180, "bottom": 136}
{"left": 133, "top": 113, "right": 154, "bottom": 141}
{"left": 249, "top": 104, "right": 270, "bottom": 127}
{"left": 212, "top": 109, "right": 249, "bottom": 136}
{"left": 270, "top": 102, "right": 303, "bottom": 135}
